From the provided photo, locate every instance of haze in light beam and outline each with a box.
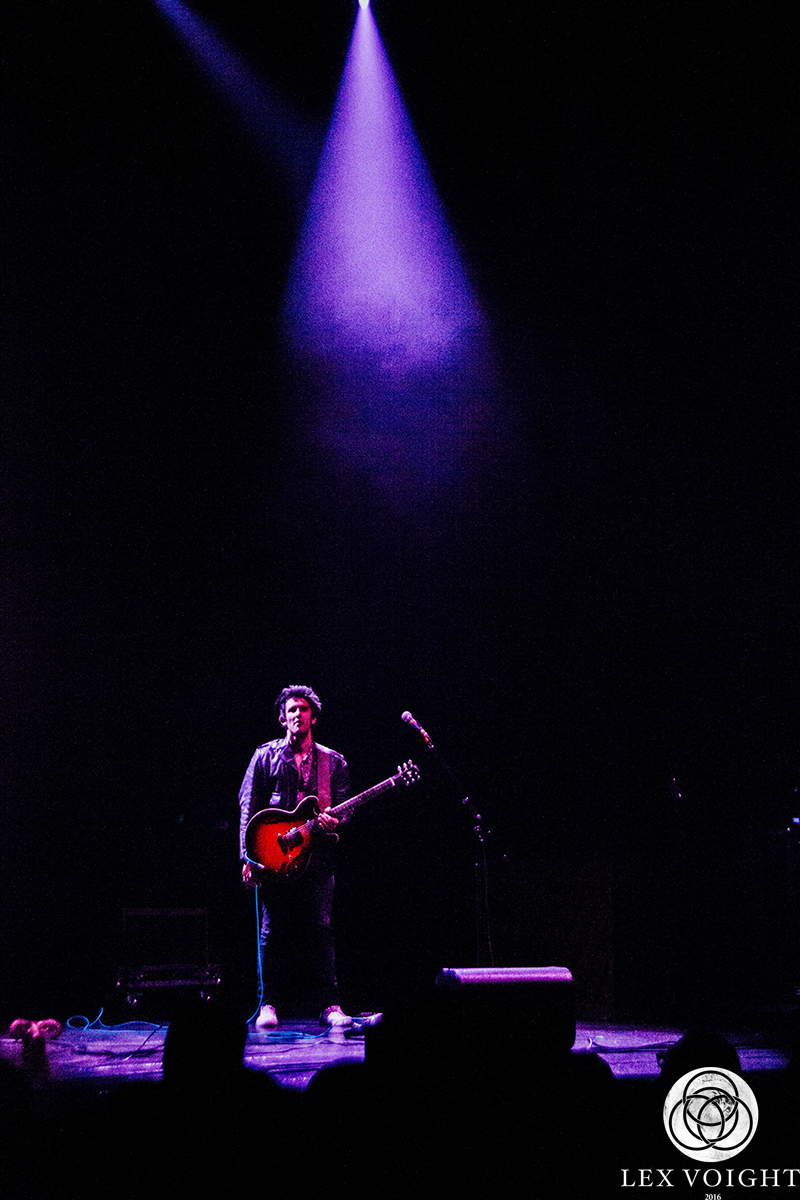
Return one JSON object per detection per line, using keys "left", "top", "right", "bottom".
{"left": 284, "top": 5, "right": 485, "bottom": 372}
{"left": 152, "top": 0, "right": 318, "bottom": 201}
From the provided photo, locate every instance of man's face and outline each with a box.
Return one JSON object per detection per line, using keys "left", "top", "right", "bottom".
{"left": 282, "top": 696, "right": 315, "bottom": 738}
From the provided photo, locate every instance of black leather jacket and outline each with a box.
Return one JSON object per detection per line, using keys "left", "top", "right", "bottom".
{"left": 238, "top": 738, "right": 350, "bottom": 861}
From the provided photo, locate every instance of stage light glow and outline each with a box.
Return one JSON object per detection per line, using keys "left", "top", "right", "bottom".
{"left": 284, "top": 4, "right": 485, "bottom": 373}
{"left": 358, "top": 0, "right": 370, "bottom": 8}
{"left": 155, "top": 1, "right": 505, "bottom": 498}
{"left": 152, "top": 0, "right": 317, "bottom": 201}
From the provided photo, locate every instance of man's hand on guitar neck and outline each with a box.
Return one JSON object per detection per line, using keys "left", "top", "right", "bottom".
{"left": 316, "top": 809, "right": 339, "bottom": 836}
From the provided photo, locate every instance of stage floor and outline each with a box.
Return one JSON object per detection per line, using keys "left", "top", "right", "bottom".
{"left": 1, "top": 1017, "right": 790, "bottom": 1092}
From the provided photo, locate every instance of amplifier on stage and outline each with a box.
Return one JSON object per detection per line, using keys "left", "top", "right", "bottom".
{"left": 116, "top": 907, "right": 220, "bottom": 1016}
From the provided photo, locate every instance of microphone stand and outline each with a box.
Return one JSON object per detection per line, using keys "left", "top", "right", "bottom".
{"left": 403, "top": 716, "right": 508, "bottom": 968}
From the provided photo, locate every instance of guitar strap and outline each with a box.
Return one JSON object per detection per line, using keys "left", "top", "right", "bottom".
{"left": 316, "top": 747, "right": 331, "bottom": 811}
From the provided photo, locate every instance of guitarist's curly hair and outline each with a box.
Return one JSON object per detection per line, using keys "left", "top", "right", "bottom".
{"left": 275, "top": 685, "right": 322, "bottom": 722}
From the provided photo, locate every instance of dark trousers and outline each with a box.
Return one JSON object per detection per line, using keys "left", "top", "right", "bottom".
{"left": 258, "top": 864, "right": 339, "bottom": 1014}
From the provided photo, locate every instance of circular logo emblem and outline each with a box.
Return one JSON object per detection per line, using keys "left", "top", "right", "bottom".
{"left": 663, "top": 1068, "right": 758, "bottom": 1161}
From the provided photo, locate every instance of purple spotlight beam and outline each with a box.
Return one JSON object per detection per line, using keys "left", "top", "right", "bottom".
{"left": 152, "top": 0, "right": 320, "bottom": 202}
{"left": 284, "top": 3, "right": 485, "bottom": 372}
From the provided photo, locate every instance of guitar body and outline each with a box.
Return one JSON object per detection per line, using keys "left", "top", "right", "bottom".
{"left": 244, "top": 761, "right": 420, "bottom": 883}
{"left": 245, "top": 797, "right": 322, "bottom": 881}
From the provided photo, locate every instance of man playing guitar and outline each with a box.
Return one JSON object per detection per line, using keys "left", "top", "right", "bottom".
{"left": 239, "top": 685, "right": 352, "bottom": 1030}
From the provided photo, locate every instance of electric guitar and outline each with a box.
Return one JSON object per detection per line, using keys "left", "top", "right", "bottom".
{"left": 244, "top": 760, "right": 421, "bottom": 881}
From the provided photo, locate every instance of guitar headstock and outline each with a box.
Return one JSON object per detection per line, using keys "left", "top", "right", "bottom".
{"left": 397, "top": 760, "right": 420, "bottom": 786}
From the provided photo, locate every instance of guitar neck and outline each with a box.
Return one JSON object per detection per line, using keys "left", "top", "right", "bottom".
{"left": 328, "top": 774, "right": 400, "bottom": 822}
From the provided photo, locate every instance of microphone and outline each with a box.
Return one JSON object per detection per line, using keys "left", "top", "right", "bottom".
{"left": 401, "top": 711, "right": 435, "bottom": 750}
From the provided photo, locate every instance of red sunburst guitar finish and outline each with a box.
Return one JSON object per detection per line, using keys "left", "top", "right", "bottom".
{"left": 245, "top": 760, "right": 420, "bottom": 881}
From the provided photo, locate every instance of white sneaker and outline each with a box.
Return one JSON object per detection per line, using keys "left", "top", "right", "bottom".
{"left": 355, "top": 1011, "right": 383, "bottom": 1027}
{"left": 255, "top": 1004, "right": 278, "bottom": 1031}
{"left": 320, "top": 1005, "right": 352, "bottom": 1029}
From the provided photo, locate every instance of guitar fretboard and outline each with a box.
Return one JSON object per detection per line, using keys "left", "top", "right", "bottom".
{"left": 329, "top": 774, "right": 400, "bottom": 821}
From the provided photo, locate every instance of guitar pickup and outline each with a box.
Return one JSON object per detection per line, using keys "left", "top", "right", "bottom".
{"left": 277, "top": 826, "right": 304, "bottom": 854}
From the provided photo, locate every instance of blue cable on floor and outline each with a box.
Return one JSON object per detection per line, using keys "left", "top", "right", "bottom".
{"left": 59, "top": 1010, "right": 167, "bottom": 1061}
{"left": 65, "top": 1008, "right": 164, "bottom": 1033}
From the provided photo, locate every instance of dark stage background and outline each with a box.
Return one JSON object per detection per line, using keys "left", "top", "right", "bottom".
{"left": 3, "top": 1, "right": 797, "bottom": 1024}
